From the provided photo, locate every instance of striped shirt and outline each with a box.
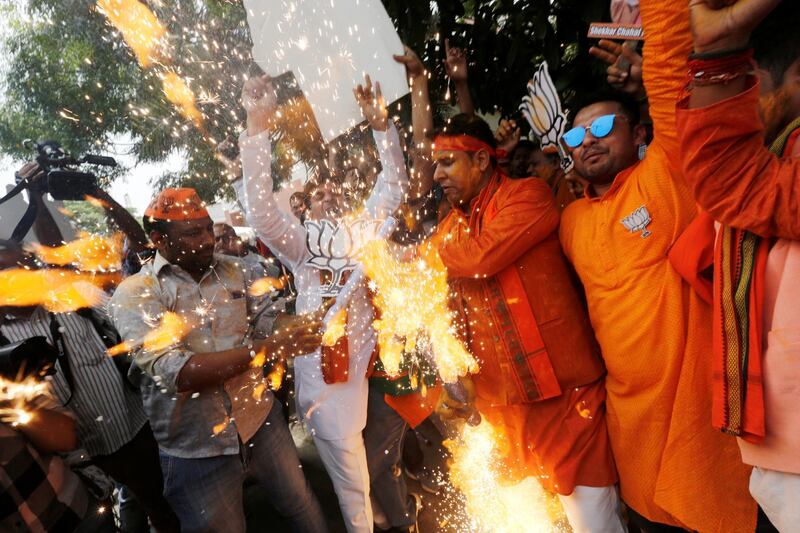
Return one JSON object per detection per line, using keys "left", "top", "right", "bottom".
{"left": 0, "top": 308, "right": 147, "bottom": 456}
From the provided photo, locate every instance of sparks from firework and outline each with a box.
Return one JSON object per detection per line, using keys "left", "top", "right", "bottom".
{"left": 444, "top": 421, "right": 565, "bottom": 533}
{"left": 356, "top": 239, "right": 477, "bottom": 383}
{"left": 31, "top": 232, "right": 123, "bottom": 272}
{"left": 95, "top": 0, "right": 166, "bottom": 67}
{"left": 96, "top": 0, "right": 204, "bottom": 129}
{"left": 0, "top": 376, "right": 51, "bottom": 427}
{"left": 0, "top": 269, "right": 111, "bottom": 313}
{"left": 107, "top": 311, "right": 190, "bottom": 356}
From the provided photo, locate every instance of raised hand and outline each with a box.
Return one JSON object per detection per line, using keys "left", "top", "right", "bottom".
{"left": 242, "top": 75, "right": 277, "bottom": 135}
{"left": 689, "top": 0, "right": 781, "bottom": 54}
{"left": 495, "top": 119, "right": 521, "bottom": 156}
{"left": 393, "top": 45, "right": 427, "bottom": 83}
{"left": 353, "top": 74, "right": 389, "bottom": 132}
{"left": 444, "top": 39, "right": 469, "bottom": 82}
{"left": 589, "top": 40, "right": 644, "bottom": 97}
{"left": 241, "top": 75, "right": 277, "bottom": 114}
{"left": 15, "top": 161, "right": 47, "bottom": 193}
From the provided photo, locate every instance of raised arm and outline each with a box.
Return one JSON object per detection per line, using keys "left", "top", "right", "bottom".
{"left": 445, "top": 39, "right": 475, "bottom": 115}
{"left": 353, "top": 75, "right": 410, "bottom": 220}
{"left": 677, "top": 81, "right": 800, "bottom": 239}
{"left": 637, "top": 0, "right": 693, "bottom": 159}
{"left": 394, "top": 46, "right": 435, "bottom": 199}
{"left": 236, "top": 75, "right": 308, "bottom": 270}
{"left": 438, "top": 181, "right": 559, "bottom": 279}
{"left": 676, "top": 0, "right": 793, "bottom": 238}
{"left": 90, "top": 187, "right": 149, "bottom": 253}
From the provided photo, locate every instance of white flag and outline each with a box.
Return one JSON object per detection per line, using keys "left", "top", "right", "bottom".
{"left": 244, "top": 0, "right": 410, "bottom": 142}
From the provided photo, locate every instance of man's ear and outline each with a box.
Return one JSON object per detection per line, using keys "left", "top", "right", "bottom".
{"left": 474, "top": 149, "right": 492, "bottom": 172}
{"left": 632, "top": 124, "right": 648, "bottom": 147}
{"left": 149, "top": 230, "right": 166, "bottom": 250}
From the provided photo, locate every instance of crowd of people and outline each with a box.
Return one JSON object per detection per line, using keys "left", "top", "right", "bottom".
{"left": 1, "top": 0, "right": 799, "bottom": 532}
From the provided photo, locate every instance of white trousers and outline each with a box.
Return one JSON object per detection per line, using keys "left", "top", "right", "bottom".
{"left": 558, "top": 485, "right": 627, "bottom": 533}
{"left": 313, "top": 433, "right": 373, "bottom": 533}
{"left": 750, "top": 467, "right": 800, "bottom": 533}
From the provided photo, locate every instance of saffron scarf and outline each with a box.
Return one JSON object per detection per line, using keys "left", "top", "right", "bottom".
{"left": 714, "top": 117, "right": 800, "bottom": 441}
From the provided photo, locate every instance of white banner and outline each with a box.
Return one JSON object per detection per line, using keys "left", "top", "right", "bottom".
{"left": 245, "top": 0, "right": 409, "bottom": 142}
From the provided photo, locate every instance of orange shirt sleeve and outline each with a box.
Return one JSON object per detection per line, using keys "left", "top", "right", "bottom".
{"left": 638, "top": 0, "right": 693, "bottom": 162}
{"left": 677, "top": 80, "right": 800, "bottom": 240}
{"left": 439, "top": 181, "right": 559, "bottom": 279}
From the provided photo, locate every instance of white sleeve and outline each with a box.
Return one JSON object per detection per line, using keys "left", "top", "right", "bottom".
{"left": 364, "top": 123, "right": 409, "bottom": 220}
{"left": 236, "top": 130, "right": 308, "bottom": 270}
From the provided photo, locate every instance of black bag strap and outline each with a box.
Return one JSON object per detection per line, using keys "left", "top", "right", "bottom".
{"left": 0, "top": 180, "right": 39, "bottom": 243}
{"left": 48, "top": 312, "right": 75, "bottom": 405}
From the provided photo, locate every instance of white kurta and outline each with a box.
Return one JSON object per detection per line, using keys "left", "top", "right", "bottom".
{"left": 235, "top": 124, "right": 408, "bottom": 440}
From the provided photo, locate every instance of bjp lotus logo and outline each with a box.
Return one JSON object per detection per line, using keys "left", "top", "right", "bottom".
{"left": 621, "top": 205, "right": 652, "bottom": 238}
{"left": 304, "top": 218, "right": 382, "bottom": 297}
{"left": 520, "top": 61, "right": 574, "bottom": 173}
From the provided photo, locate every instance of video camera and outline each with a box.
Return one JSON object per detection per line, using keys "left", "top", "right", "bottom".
{"left": 19, "top": 139, "right": 117, "bottom": 201}
{"left": 0, "top": 140, "right": 118, "bottom": 242}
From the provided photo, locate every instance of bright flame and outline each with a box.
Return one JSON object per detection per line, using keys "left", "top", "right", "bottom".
{"left": 322, "top": 308, "right": 347, "bottom": 347}
{"left": 96, "top": 0, "right": 166, "bottom": 67}
{"left": 108, "top": 311, "right": 189, "bottom": 356}
{"left": 266, "top": 361, "right": 286, "bottom": 391}
{"left": 249, "top": 347, "right": 267, "bottom": 369}
{"left": 143, "top": 312, "right": 189, "bottom": 352}
{"left": 32, "top": 232, "right": 122, "bottom": 272}
{"left": 252, "top": 382, "right": 267, "bottom": 401}
{"left": 0, "top": 375, "right": 50, "bottom": 426}
{"left": 161, "top": 72, "right": 204, "bottom": 127}
{"left": 358, "top": 240, "right": 477, "bottom": 382}
{"left": 248, "top": 276, "right": 286, "bottom": 297}
{"left": 0, "top": 269, "right": 108, "bottom": 313}
{"left": 212, "top": 417, "right": 230, "bottom": 436}
{"left": 445, "top": 421, "right": 564, "bottom": 532}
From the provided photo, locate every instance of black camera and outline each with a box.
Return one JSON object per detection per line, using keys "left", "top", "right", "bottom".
{"left": 19, "top": 139, "right": 117, "bottom": 201}
{"left": 0, "top": 336, "right": 59, "bottom": 380}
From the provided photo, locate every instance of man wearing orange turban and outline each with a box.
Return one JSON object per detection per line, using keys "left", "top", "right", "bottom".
{"left": 110, "top": 187, "right": 327, "bottom": 533}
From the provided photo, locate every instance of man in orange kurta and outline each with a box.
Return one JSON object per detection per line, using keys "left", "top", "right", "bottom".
{"left": 429, "top": 114, "right": 622, "bottom": 532}
{"left": 558, "top": 2, "right": 756, "bottom": 531}
{"left": 672, "top": 2, "right": 800, "bottom": 530}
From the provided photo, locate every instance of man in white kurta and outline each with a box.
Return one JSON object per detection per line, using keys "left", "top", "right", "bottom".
{"left": 234, "top": 75, "right": 408, "bottom": 533}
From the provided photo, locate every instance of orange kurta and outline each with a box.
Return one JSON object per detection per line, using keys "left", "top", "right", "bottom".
{"left": 558, "top": 1, "right": 755, "bottom": 531}
{"left": 435, "top": 175, "right": 615, "bottom": 495}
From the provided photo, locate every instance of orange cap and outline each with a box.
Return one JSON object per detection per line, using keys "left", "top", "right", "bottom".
{"left": 144, "top": 188, "right": 209, "bottom": 221}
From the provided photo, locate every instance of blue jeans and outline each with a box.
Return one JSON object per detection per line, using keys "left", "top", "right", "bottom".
{"left": 159, "top": 402, "right": 327, "bottom": 533}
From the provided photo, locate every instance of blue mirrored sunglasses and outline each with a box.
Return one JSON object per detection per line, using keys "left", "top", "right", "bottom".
{"left": 562, "top": 114, "right": 618, "bottom": 148}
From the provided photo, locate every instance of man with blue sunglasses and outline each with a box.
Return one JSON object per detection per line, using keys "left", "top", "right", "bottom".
{"left": 558, "top": 1, "right": 757, "bottom": 532}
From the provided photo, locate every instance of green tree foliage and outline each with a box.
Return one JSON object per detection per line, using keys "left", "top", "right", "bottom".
{"left": 1, "top": 0, "right": 609, "bottom": 201}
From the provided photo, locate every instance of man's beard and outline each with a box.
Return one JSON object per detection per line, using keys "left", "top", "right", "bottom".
{"left": 760, "top": 86, "right": 793, "bottom": 145}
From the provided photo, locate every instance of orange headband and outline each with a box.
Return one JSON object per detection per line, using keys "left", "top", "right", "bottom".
{"left": 432, "top": 134, "right": 508, "bottom": 159}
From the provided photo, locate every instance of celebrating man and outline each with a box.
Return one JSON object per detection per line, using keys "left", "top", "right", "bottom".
{"left": 110, "top": 188, "right": 326, "bottom": 533}
{"left": 675, "top": 0, "right": 798, "bottom": 529}
{"left": 235, "top": 74, "right": 409, "bottom": 532}
{"left": 558, "top": 1, "right": 756, "bottom": 531}
{"left": 428, "top": 113, "right": 622, "bottom": 533}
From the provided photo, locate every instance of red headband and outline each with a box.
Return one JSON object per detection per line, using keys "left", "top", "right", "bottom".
{"left": 432, "top": 134, "right": 507, "bottom": 159}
